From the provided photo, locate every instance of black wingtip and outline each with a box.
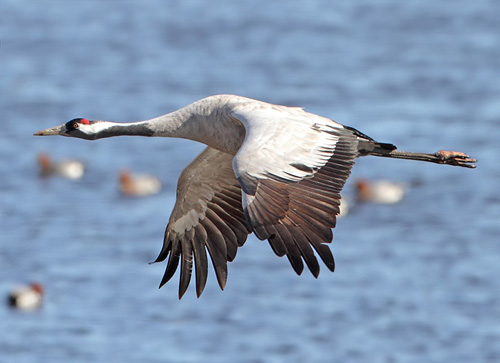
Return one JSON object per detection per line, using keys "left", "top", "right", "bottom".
{"left": 150, "top": 251, "right": 167, "bottom": 265}
{"left": 310, "top": 266, "right": 320, "bottom": 279}
{"left": 178, "top": 290, "right": 186, "bottom": 300}
{"left": 158, "top": 278, "right": 167, "bottom": 289}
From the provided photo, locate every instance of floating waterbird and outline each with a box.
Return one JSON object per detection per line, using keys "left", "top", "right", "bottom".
{"left": 119, "top": 170, "right": 162, "bottom": 197}
{"left": 7, "top": 282, "right": 44, "bottom": 310}
{"left": 34, "top": 95, "right": 476, "bottom": 298}
{"left": 355, "top": 179, "right": 408, "bottom": 204}
{"left": 37, "top": 152, "right": 85, "bottom": 180}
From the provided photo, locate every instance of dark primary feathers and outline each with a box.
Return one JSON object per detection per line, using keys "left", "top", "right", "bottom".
{"left": 152, "top": 147, "right": 251, "bottom": 298}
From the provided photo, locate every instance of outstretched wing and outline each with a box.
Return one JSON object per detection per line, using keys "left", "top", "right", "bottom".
{"left": 231, "top": 104, "right": 359, "bottom": 277}
{"left": 153, "top": 147, "right": 250, "bottom": 298}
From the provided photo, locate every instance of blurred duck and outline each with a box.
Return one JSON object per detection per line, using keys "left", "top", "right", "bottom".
{"left": 337, "top": 196, "right": 349, "bottom": 218}
{"left": 7, "top": 282, "right": 44, "bottom": 310}
{"left": 355, "top": 179, "right": 407, "bottom": 204}
{"left": 38, "top": 152, "right": 85, "bottom": 180}
{"left": 119, "top": 170, "right": 162, "bottom": 197}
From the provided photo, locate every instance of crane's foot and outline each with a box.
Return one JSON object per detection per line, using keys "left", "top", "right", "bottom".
{"left": 435, "top": 150, "right": 477, "bottom": 168}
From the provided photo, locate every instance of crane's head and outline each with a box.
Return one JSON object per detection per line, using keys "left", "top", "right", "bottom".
{"left": 34, "top": 118, "right": 99, "bottom": 140}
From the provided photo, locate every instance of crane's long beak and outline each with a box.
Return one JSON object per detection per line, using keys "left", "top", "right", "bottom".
{"left": 33, "top": 124, "right": 66, "bottom": 136}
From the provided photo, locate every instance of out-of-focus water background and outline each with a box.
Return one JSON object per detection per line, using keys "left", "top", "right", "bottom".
{"left": 1, "top": 1, "right": 499, "bottom": 362}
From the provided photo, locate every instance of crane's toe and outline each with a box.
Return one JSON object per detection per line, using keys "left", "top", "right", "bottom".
{"left": 435, "top": 150, "right": 477, "bottom": 168}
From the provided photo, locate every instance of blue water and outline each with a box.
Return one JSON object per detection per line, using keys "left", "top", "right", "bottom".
{"left": 1, "top": 1, "right": 499, "bottom": 362}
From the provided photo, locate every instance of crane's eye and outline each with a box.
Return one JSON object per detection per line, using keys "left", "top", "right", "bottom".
{"left": 65, "top": 118, "right": 86, "bottom": 132}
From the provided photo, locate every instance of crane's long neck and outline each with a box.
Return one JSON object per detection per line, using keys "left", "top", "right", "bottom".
{"left": 91, "top": 120, "right": 157, "bottom": 138}
{"left": 93, "top": 97, "right": 246, "bottom": 154}
{"left": 93, "top": 113, "right": 184, "bottom": 139}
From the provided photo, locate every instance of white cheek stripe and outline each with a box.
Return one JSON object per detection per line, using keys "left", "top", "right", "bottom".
{"left": 87, "top": 121, "right": 114, "bottom": 134}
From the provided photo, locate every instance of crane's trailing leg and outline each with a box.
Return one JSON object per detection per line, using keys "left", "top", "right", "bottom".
{"left": 369, "top": 147, "right": 477, "bottom": 168}
{"left": 347, "top": 125, "right": 477, "bottom": 168}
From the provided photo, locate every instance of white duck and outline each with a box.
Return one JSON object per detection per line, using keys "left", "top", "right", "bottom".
{"left": 8, "top": 283, "right": 44, "bottom": 310}
{"left": 355, "top": 179, "right": 408, "bottom": 204}
{"left": 38, "top": 152, "right": 85, "bottom": 180}
{"left": 119, "top": 170, "right": 162, "bottom": 197}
